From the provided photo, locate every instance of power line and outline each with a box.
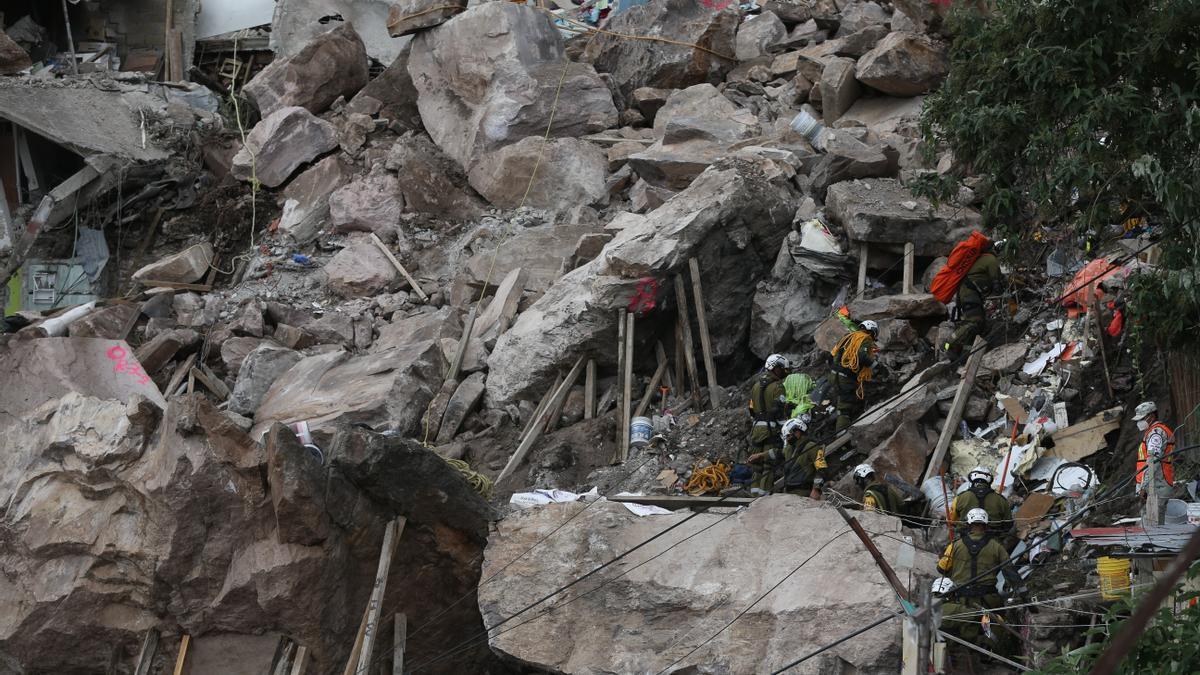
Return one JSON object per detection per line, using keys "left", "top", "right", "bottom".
{"left": 769, "top": 612, "right": 903, "bottom": 675}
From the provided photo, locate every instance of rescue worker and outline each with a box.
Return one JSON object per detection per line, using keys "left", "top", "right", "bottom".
{"left": 1133, "top": 401, "right": 1175, "bottom": 526}
{"left": 830, "top": 320, "right": 878, "bottom": 432}
{"left": 937, "top": 509, "right": 1022, "bottom": 612}
{"left": 748, "top": 417, "right": 827, "bottom": 499}
{"left": 930, "top": 577, "right": 978, "bottom": 643}
{"left": 952, "top": 467, "right": 1013, "bottom": 539}
{"left": 945, "top": 240, "right": 1003, "bottom": 359}
{"left": 854, "top": 464, "right": 905, "bottom": 514}
{"left": 747, "top": 354, "right": 789, "bottom": 494}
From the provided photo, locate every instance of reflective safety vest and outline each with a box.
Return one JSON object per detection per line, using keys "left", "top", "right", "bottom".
{"left": 1136, "top": 422, "right": 1175, "bottom": 488}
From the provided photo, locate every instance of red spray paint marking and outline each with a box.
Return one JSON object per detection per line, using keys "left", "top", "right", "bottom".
{"left": 698, "top": 0, "right": 734, "bottom": 9}
{"left": 107, "top": 344, "right": 151, "bottom": 386}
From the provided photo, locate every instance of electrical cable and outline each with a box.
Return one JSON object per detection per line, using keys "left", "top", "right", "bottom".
{"left": 768, "top": 612, "right": 903, "bottom": 675}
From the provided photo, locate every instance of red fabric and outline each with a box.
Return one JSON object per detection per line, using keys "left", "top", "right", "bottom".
{"left": 1062, "top": 258, "right": 1121, "bottom": 309}
{"left": 628, "top": 277, "right": 660, "bottom": 315}
{"left": 930, "top": 231, "right": 990, "bottom": 303}
{"left": 1107, "top": 309, "right": 1124, "bottom": 337}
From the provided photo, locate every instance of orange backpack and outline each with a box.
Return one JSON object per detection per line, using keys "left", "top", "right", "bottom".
{"left": 930, "top": 231, "right": 991, "bottom": 304}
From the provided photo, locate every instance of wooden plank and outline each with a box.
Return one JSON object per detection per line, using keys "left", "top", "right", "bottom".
{"left": 688, "top": 258, "right": 720, "bottom": 409}
{"left": 619, "top": 311, "right": 635, "bottom": 461}
{"left": 1090, "top": 296, "right": 1114, "bottom": 399}
{"left": 922, "top": 336, "right": 987, "bottom": 484}
{"left": 498, "top": 357, "right": 586, "bottom": 484}
{"left": 903, "top": 242, "right": 915, "bottom": 294}
{"left": 633, "top": 358, "right": 668, "bottom": 419}
{"left": 289, "top": 646, "right": 308, "bottom": 675}
{"left": 673, "top": 274, "right": 702, "bottom": 407}
{"left": 1047, "top": 407, "right": 1121, "bottom": 461}
{"left": 164, "top": 353, "right": 196, "bottom": 398}
{"left": 616, "top": 309, "right": 627, "bottom": 450}
{"left": 133, "top": 629, "right": 160, "bottom": 675}
{"left": 520, "top": 375, "right": 560, "bottom": 441}
{"left": 369, "top": 233, "right": 428, "bottom": 301}
{"left": 355, "top": 517, "right": 406, "bottom": 675}
{"left": 607, "top": 494, "right": 755, "bottom": 509}
{"left": 656, "top": 340, "right": 674, "bottom": 394}
{"left": 583, "top": 359, "right": 596, "bottom": 420}
{"left": 446, "top": 305, "right": 477, "bottom": 383}
{"left": 392, "top": 614, "right": 406, "bottom": 675}
{"left": 117, "top": 299, "right": 146, "bottom": 341}
{"left": 857, "top": 242, "right": 869, "bottom": 294}
{"left": 673, "top": 325, "right": 685, "bottom": 400}
{"left": 544, "top": 359, "right": 584, "bottom": 433}
{"left": 341, "top": 605, "right": 370, "bottom": 675}
{"left": 137, "top": 279, "right": 213, "bottom": 291}
{"left": 190, "top": 365, "right": 230, "bottom": 400}
{"left": 172, "top": 635, "right": 190, "bottom": 675}
{"left": 270, "top": 640, "right": 294, "bottom": 675}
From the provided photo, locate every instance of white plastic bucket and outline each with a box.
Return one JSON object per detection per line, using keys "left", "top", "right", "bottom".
{"left": 789, "top": 110, "right": 827, "bottom": 148}
{"left": 921, "top": 476, "right": 953, "bottom": 520}
{"left": 630, "top": 416, "right": 653, "bottom": 448}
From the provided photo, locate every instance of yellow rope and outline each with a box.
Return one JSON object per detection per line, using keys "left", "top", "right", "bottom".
{"left": 831, "top": 330, "right": 875, "bottom": 399}
{"left": 685, "top": 461, "right": 731, "bottom": 496}
{"left": 444, "top": 457, "right": 495, "bottom": 500}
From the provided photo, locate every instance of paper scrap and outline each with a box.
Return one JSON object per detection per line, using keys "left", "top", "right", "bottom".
{"left": 620, "top": 502, "right": 674, "bottom": 517}
{"left": 1022, "top": 343, "right": 1066, "bottom": 376}
{"left": 509, "top": 489, "right": 586, "bottom": 509}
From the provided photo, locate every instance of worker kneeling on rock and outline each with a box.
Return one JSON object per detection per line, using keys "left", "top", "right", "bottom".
{"left": 748, "top": 417, "right": 826, "bottom": 500}
{"left": 747, "top": 354, "right": 790, "bottom": 495}
{"left": 829, "top": 320, "right": 878, "bottom": 432}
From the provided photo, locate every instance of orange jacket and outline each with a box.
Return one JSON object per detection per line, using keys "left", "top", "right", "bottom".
{"left": 1136, "top": 422, "right": 1175, "bottom": 489}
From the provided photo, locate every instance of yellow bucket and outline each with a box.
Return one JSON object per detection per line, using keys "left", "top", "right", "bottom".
{"left": 1098, "top": 557, "right": 1131, "bottom": 600}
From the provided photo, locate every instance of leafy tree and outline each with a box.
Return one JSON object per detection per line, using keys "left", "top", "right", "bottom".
{"left": 915, "top": 0, "right": 1200, "bottom": 348}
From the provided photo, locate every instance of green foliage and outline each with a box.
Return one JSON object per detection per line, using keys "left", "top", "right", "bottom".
{"left": 916, "top": 0, "right": 1200, "bottom": 348}
{"left": 1033, "top": 565, "right": 1200, "bottom": 673}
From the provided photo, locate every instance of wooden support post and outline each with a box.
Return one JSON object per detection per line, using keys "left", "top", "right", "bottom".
{"left": 521, "top": 375, "right": 560, "bottom": 441}
{"left": 354, "top": 517, "right": 406, "bottom": 675}
{"left": 271, "top": 641, "right": 295, "bottom": 675}
{"left": 903, "top": 242, "right": 915, "bottom": 294}
{"left": 341, "top": 605, "right": 370, "bottom": 675}
{"left": 544, "top": 358, "right": 585, "bottom": 433}
{"left": 446, "top": 305, "right": 477, "bottom": 383}
{"left": 134, "top": 630, "right": 160, "bottom": 675}
{"left": 392, "top": 614, "right": 406, "bottom": 675}
{"left": 655, "top": 340, "right": 673, "bottom": 394}
{"left": 498, "top": 357, "right": 586, "bottom": 484}
{"left": 164, "top": 353, "right": 196, "bottom": 399}
{"left": 620, "top": 312, "right": 635, "bottom": 461}
{"left": 61, "top": 0, "right": 79, "bottom": 75}
{"left": 369, "top": 233, "right": 428, "bottom": 301}
{"left": 857, "top": 242, "right": 869, "bottom": 295}
{"left": 583, "top": 359, "right": 596, "bottom": 420}
{"left": 922, "top": 336, "right": 987, "bottom": 484}
{"left": 1090, "top": 297, "right": 1114, "bottom": 400}
{"left": 673, "top": 274, "right": 702, "bottom": 407}
{"left": 190, "top": 365, "right": 230, "bottom": 400}
{"left": 289, "top": 646, "right": 308, "bottom": 675}
{"left": 616, "top": 309, "right": 626, "bottom": 449}
{"left": 633, "top": 358, "right": 668, "bottom": 419}
{"left": 688, "top": 258, "right": 721, "bottom": 409}
{"left": 837, "top": 506, "right": 912, "bottom": 603}
{"left": 673, "top": 326, "right": 685, "bottom": 401}
{"left": 172, "top": 635, "right": 190, "bottom": 675}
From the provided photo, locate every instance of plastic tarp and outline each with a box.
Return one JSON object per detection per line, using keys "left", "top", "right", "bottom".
{"left": 1061, "top": 258, "right": 1123, "bottom": 309}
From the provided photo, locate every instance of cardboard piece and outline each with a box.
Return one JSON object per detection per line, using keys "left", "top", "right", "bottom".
{"left": 1014, "top": 492, "right": 1057, "bottom": 538}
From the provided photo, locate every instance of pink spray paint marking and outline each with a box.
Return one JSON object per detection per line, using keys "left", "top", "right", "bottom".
{"left": 699, "top": 0, "right": 734, "bottom": 10}
{"left": 107, "top": 344, "right": 151, "bottom": 386}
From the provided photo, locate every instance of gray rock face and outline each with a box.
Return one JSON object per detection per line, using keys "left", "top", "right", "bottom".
{"left": 229, "top": 343, "right": 303, "bottom": 416}
{"left": 809, "top": 131, "right": 896, "bottom": 197}
{"left": 581, "top": 0, "right": 738, "bottom": 100}
{"left": 387, "top": 0, "right": 467, "bottom": 37}
{"left": 278, "top": 156, "right": 354, "bottom": 243}
{"left": 456, "top": 224, "right": 599, "bottom": 302}
{"left": 385, "top": 133, "right": 485, "bottom": 220}
{"left": 486, "top": 160, "right": 797, "bottom": 405}
{"left": 328, "top": 168, "right": 404, "bottom": 233}
{"left": 350, "top": 44, "right": 422, "bottom": 131}
{"left": 836, "top": 0, "right": 891, "bottom": 36}
{"left": 819, "top": 56, "right": 861, "bottom": 123}
{"left": 735, "top": 10, "right": 787, "bottom": 61}
{"left": 407, "top": 2, "right": 616, "bottom": 170}
{"left": 750, "top": 257, "right": 830, "bottom": 358}
{"left": 232, "top": 107, "right": 337, "bottom": 188}
{"left": 468, "top": 137, "right": 609, "bottom": 211}
{"left": 373, "top": 306, "right": 463, "bottom": 354}
{"left": 132, "top": 242, "right": 214, "bottom": 284}
{"left": 850, "top": 292, "right": 947, "bottom": 320}
{"left": 244, "top": 22, "right": 369, "bottom": 117}
{"left": 480, "top": 497, "right": 933, "bottom": 673}
{"left": 825, "top": 178, "right": 981, "bottom": 255}
{"left": 323, "top": 236, "right": 399, "bottom": 297}
{"left": 436, "top": 371, "right": 487, "bottom": 443}
{"left": 856, "top": 31, "right": 949, "bottom": 96}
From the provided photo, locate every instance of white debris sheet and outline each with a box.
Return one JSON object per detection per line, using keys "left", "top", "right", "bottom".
{"left": 509, "top": 487, "right": 598, "bottom": 509}
{"left": 1023, "top": 343, "right": 1066, "bottom": 376}
{"left": 612, "top": 493, "right": 675, "bottom": 516}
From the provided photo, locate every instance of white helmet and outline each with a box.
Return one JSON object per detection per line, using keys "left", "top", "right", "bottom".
{"left": 966, "top": 508, "right": 989, "bottom": 525}
{"left": 1133, "top": 401, "right": 1157, "bottom": 421}
{"left": 931, "top": 577, "right": 955, "bottom": 595}
{"left": 765, "top": 354, "right": 790, "bottom": 371}
{"left": 860, "top": 320, "right": 879, "bottom": 335}
{"left": 780, "top": 417, "right": 808, "bottom": 441}
{"left": 968, "top": 467, "right": 994, "bottom": 485}
{"left": 853, "top": 464, "right": 875, "bottom": 480}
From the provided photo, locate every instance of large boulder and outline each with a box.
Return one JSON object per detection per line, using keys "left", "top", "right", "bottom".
{"left": 387, "top": 0, "right": 467, "bottom": 37}
{"left": 277, "top": 156, "right": 355, "bottom": 243}
{"left": 486, "top": 159, "right": 797, "bottom": 405}
{"left": 385, "top": 133, "right": 485, "bottom": 220}
{"left": 132, "top": 242, "right": 214, "bottom": 284}
{"left": 855, "top": 31, "right": 949, "bottom": 96}
{"left": 468, "top": 137, "right": 608, "bottom": 211}
{"left": 407, "top": 2, "right": 617, "bottom": 170}
{"left": 0, "top": 29, "right": 31, "bottom": 74}
{"left": 808, "top": 131, "right": 897, "bottom": 197}
{"left": 328, "top": 168, "right": 405, "bottom": 233}
{"left": 454, "top": 224, "right": 600, "bottom": 303}
{"left": 836, "top": 0, "right": 891, "bottom": 36}
{"left": 481, "top": 497, "right": 933, "bottom": 673}
{"left": 232, "top": 107, "right": 337, "bottom": 188}
{"left": 825, "top": 178, "right": 981, "bottom": 256}
{"left": 818, "top": 56, "right": 860, "bottom": 123}
{"left": 750, "top": 248, "right": 831, "bottom": 358}
{"left": 580, "top": 0, "right": 738, "bottom": 100}
{"left": 243, "top": 23, "right": 369, "bottom": 117}
{"left": 323, "top": 235, "right": 399, "bottom": 297}
{"left": 735, "top": 10, "right": 787, "bottom": 61}
{"left": 229, "top": 343, "right": 303, "bottom": 416}
{"left": 349, "top": 44, "right": 422, "bottom": 131}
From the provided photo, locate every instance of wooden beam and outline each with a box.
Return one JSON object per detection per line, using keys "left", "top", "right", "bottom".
{"left": 520, "top": 375, "right": 561, "bottom": 442}
{"left": 656, "top": 340, "right": 674, "bottom": 395}
{"left": 607, "top": 494, "right": 755, "bottom": 509}
{"left": 163, "top": 353, "right": 196, "bottom": 399}
{"left": 498, "top": 357, "right": 586, "bottom": 484}
{"left": 446, "top": 305, "right": 477, "bottom": 383}
{"left": 138, "top": 279, "right": 213, "bottom": 292}
{"left": 1090, "top": 296, "right": 1114, "bottom": 400}
{"left": 633, "top": 358, "right": 668, "bottom": 419}
{"left": 354, "top": 517, "right": 407, "bottom": 675}
{"left": 392, "top": 614, "right": 406, "bottom": 675}
{"left": 615, "top": 309, "right": 626, "bottom": 450}
{"left": 688, "top": 258, "right": 720, "bottom": 409}
{"left": 583, "top": 359, "right": 596, "bottom": 420}
{"left": 673, "top": 326, "right": 685, "bottom": 401}
{"left": 133, "top": 629, "right": 159, "bottom": 675}
{"left": 117, "top": 299, "right": 146, "bottom": 341}
{"left": 836, "top": 506, "right": 911, "bottom": 603}
{"left": 903, "top": 242, "right": 915, "bottom": 294}
{"left": 673, "top": 274, "right": 702, "bottom": 407}
{"left": 543, "top": 358, "right": 584, "bottom": 433}
{"left": 369, "top": 233, "right": 428, "bottom": 301}
{"left": 857, "top": 242, "right": 869, "bottom": 295}
{"left": 341, "top": 605, "right": 370, "bottom": 675}
{"left": 172, "top": 635, "right": 190, "bottom": 675}
{"left": 190, "top": 365, "right": 230, "bottom": 400}
{"left": 619, "top": 311, "right": 635, "bottom": 461}
{"left": 922, "top": 336, "right": 987, "bottom": 484}
{"left": 289, "top": 646, "right": 308, "bottom": 675}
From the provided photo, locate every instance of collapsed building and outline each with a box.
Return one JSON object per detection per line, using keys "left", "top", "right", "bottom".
{"left": 0, "top": 0, "right": 1196, "bottom": 673}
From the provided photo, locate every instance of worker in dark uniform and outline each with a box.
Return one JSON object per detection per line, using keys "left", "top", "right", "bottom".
{"left": 748, "top": 417, "right": 827, "bottom": 499}
{"left": 747, "top": 354, "right": 789, "bottom": 495}
{"left": 936, "top": 509, "right": 1024, "bottom": 655}
{"left": 946, "top": 241, "right": 1003, "bottom": 358}
{"left": 829, "top": 320, "right": 878, "bottom": 432}
{"left": 953, "top": 467, "right": 1014, "bottom": 542}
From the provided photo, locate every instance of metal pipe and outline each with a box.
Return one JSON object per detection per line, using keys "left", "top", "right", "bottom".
{"left": 60, "top": 0, "right": 79, "bottom": 75}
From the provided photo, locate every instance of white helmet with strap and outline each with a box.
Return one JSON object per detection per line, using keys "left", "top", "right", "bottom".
{"left": 966, "top": 508, "right": 989, "bottom": 525}
{"left": 931, "top": 577, "right": 955, "bottom": 595}
{"left": 780, "top": 417, "right": 808, "bottom": 441}
{"left": 860, "top": 320, "right": 879, "bottom": 336}
{"left": 853, "top": 464, "right": 875, "bottom": 480}
{"left": 968, "top": 466, "right": 994, "bottom": 485}
{"left": 765, "top": 353, "right": 790, "bottom": 371}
